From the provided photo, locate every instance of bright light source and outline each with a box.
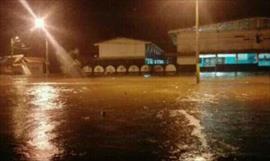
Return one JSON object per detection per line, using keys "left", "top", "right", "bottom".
{"left": 35, "top": 18, "right": 45, "bottom": 29}
{"left": 194, "top": 156, "right": 206, "bottom": 161}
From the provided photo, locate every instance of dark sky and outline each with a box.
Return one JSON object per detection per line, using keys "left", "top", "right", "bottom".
{"left": 1, "top": 0, "right": 270, "bottom": 56}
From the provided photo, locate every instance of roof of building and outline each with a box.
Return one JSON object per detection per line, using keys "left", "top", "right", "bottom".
{"left": 0, "top": 55, "right": 24, "bottom": 65}
{"left": 0, "top": 55, "right": 44, "bottom": 65}
{"left": 169, "top": 17, "right": 270, "bottom": 34}
{"left": 24, "top": 57, "right": 45, "bottom": 63}
{"left": 94, "top": 37, "right": 151, "bottom": 46}
{"left": 94, "top": 37, "right": 164, "bottom": 53}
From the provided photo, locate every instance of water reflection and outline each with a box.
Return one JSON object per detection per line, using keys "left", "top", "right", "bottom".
{"left": 30, "top": 85, "right": 62, "bottom": 110}
{"left": 27, "top": 111, "right": 57, "bottom": 161}
{"left": 13, "top": 84, "right": 63, "bottom": 161}
{"left": 194, "top": 156, "right": 207, "bottom": 161}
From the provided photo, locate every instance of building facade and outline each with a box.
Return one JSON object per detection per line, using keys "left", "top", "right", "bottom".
{"left": 94, "top": 37, "right": 165, "bottom": 65}
{"left": 84, "top": 37, "right": 172, "bottom": 75}
{"left": 169, "top": 17, "right": 270, "bottom": 72}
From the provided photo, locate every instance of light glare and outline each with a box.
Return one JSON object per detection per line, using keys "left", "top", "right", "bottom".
{"left": 35, "top": 18, "right": 45, "bottom": 29}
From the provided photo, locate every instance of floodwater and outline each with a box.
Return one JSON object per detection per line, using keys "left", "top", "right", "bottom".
{"left": 0, "top": 72, "right": 270, "bottom": 161}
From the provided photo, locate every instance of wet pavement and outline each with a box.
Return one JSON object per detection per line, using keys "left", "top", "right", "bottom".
{"left": 0, "top": 73, "right": 270, "bottom": 161}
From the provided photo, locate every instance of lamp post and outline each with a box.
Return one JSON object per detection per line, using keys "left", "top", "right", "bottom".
{"left": 195, "top": 0, "right": 200, "bottom": 84}
{"left": 10, "top": 37, "right": 14, "bottom": 56}
{"left": 45, "top": 37, "right": 49, "bottom": 76}
{"left": 34, "top": 18, "right": 49, "bottom": 76}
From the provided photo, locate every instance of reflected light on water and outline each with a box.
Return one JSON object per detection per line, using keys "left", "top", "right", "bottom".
{"left": 27, "top": 111, "right": 57, "bottom": 161}
{"left": 31, "top": 85, "right": 62, "bottom": 110}
{"left": 28, "top": 85, "right": 62, "bottom": 161}
{"left": 14, "top": 84, "right": 63, "bottom": 161}
{"left": 181, "top": 153, "right": 212, "bottom": 161}
{"left": 194, "top": 156, "right": 207, "bottom": 161}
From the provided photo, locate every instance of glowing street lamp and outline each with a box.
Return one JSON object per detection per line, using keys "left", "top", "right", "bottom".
{"left": 35, "top": 18, "right": 45, "bottom": 29}
{"left": 34, "top": 17, "right": 49, "bottom": 76}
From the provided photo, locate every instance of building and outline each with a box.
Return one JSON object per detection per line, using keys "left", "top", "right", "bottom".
{"left": 93, "top": 37, "right": 166, "bottom": 66}
{"left": 0, "top": 55, "right": 44, "bottom": 75}
{"left": 83, "top": 37, "right": 172, "bottom": 75}
{"left": 169, "top": 17, "right": 270, "bottom": 72}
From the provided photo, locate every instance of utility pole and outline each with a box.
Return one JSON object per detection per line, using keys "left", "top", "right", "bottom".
{"left": 45, "top": 38, "right": 49, "bottom": 76}
{"left": 10, "top": 38, "right": 14, "bottom": 56}
{"left": 195, "top": 0, "right": 200, "bottom": 84}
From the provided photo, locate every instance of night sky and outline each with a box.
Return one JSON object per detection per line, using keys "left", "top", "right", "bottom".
{"left": 0, "top": 0, "right": 270, "bottom": 57}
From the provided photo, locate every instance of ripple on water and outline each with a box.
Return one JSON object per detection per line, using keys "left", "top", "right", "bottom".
{"left": 13, "top": 84, "right": 65, "bottom": 161}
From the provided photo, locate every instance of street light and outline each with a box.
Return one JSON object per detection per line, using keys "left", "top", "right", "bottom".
{"left": 35, "top": 18, "right": 45, "bottom": 29}
{"left": 35, "top": 17, "right": 49, "bottom": 76}
{"left": 195, "top": 0, "right": 200, "bottom": 84}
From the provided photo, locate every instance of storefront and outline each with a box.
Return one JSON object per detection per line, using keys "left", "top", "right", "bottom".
{"left": 169, "top": 17, "right": 270, "bottom": 72}
{"left": 199, "top": 53, "right": 270, "bottom": 71}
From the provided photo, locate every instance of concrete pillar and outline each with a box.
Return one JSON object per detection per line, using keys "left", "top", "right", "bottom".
{"left": 256, "top": 53, "right": 259, "bottom": 63}
{"left": 215, "top": 53, "right": 218, "bottom": 74}
{"left": 235, "top": 53, "right": 239, "bottom": 76}
{"left": 256, "top": 53, "right": 259, "bottom": 73}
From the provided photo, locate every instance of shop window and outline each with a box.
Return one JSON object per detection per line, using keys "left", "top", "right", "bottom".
{"left": 145, "top": 58, "right": 165, "bottom": 65}
{"left": 199, "top": 54, "right": 216, "bottom": 67}
{"left": 238, "top": 53, "right": 257, "bottom": 64}
{"left": 154, "top": 59, "right": 165, "bottom": 65}
{"left": 145, "top": 58, "right": 154, "bottom": 65}
{"left": 217, "top": 54, "right": 237, "bottom": 64}
{"left": 258, "top": 53, "right": 270, "bottom": 66}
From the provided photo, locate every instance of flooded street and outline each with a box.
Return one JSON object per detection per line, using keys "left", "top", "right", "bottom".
{"left": 0, "top": 73, "right": 270, "bottom": 161}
